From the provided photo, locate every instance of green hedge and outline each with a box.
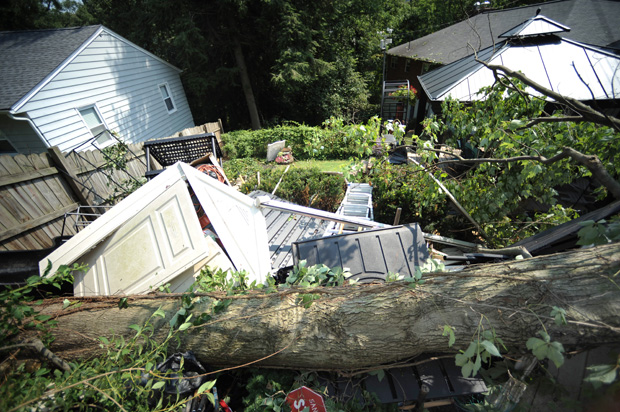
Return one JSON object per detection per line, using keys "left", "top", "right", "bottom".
{"left": 221, "top": 117, "right": 381, "bottom": 161}
{"left": 236, "top": 165, "right": 346, "bottom": 213}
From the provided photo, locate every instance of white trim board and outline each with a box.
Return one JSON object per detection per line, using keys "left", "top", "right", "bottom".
{"left": 180, "top": 163, "right": 271, "bottom": 284}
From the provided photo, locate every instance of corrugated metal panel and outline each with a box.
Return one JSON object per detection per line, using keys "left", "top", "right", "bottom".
{"left": 21, "top": 30, "right": 194, "bottom": 152}
{"left": 419, "top": 44, "right": 506, "bottom": 101}
{"left": 419, "top": 35, "right": 620, "bottom": 102}
{"left": 248, "top": 190, "right": 330, "bottom": 271}
{"left": 292, "top": 223, "right": 429, "bottom": 282}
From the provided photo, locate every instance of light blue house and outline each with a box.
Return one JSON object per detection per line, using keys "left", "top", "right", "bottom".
{"left": 0, "top": 25, "right": 195, "bottom": 154}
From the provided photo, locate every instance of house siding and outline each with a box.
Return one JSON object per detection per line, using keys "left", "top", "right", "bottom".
{"left": 0, "top": 114, "right": 47, "bottom": 154}
{"left": 19, "top": 30, "right": 194, "bottom": 152}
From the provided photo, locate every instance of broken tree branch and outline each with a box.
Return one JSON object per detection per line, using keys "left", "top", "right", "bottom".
{"left": 417, "top": 146, "right": 620, "bottom": 200}
{"left": 16, "top": 243, "right": 620, "bottom": 372}
{"left": 475, "top": 59, "right": 620, "bottom": 132}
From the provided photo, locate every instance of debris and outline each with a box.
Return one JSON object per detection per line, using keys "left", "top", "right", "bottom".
{"left": 286, "top": 386, "right": 327, "bottom": 412}
{"left": 292, "top": 223, "right": 429, "bottom": 283}
{"left": 266, "top": 140, "right": 286, "bottom": 162}
{"left": 275, "top": 147, "right": 294, "bottom": 164}
{"left": 39, "top": 163, "right": 269, "bottom": 295}
{"left": 144, "top": 133, "right": 223, "bottom": 179}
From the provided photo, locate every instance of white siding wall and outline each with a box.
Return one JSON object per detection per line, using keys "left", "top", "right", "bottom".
{"left": 20, "top": 30, "right": 194, "bottom": 152}
{"left": 0, "top": 114, "right": 47, "bottom": 154}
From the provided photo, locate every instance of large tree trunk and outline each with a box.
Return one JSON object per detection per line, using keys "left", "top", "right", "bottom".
{"left": 28, "top": 243, "right": 620, "bottom": 372}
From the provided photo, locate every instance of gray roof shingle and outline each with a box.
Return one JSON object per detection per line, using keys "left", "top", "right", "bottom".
{"left": 0, "top": 25, "right": 101, "bottom": 111}
{"left": 388, "top": 0, "right": 620, "bottom": 64}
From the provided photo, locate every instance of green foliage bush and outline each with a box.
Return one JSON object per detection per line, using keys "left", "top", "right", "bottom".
{"left": 239, "top": 166, "right": 346, "bottom": 212}
{"left": 350, "top": 160, "right": 448, "bottom": 231}
{"left": 420, "top": 81, "right": 620, "bottom": 246}
{"left": 221, "top": 117, "right": 382, "bottom": 161}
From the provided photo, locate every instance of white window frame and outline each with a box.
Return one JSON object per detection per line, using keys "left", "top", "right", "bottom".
{"left": 77, "top": 104, "right": 113, "bottom": 147}
{"left": 158, "top": 82, "right": 177, "bottom": 114}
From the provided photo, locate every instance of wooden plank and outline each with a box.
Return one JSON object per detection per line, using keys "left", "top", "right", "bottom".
{"left": 0, "top": 157, "right": 50, "bottom": 248}
{"left": 0, "top": 203, "right": 78, "bottom": 243}
{"left": 12, "top": 154, "right": 60, "bottom": 242}
{"left": 47, "top": 147, "right": 97, "bottom": 216}
{"left": 0, "top": 166, "right": 58, "bottom": 187}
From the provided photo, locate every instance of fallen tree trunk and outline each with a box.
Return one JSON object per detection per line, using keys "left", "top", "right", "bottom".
{"left": 26, "top": 243, "right": 620, "bottom": 372}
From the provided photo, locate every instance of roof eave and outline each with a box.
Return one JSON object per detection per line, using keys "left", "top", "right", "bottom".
{"left": 10, "top": 26, "right": 105, "bottom": 114}
{"left": 10, "top": 25, "right": 183, "bottom": 114}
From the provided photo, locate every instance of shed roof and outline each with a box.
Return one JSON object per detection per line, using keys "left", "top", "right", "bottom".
{"left": 388, "top": 0, "right": 620, "bottom": 64}
{"left": 418, "top": 15, "right": 620, "bottom": 102}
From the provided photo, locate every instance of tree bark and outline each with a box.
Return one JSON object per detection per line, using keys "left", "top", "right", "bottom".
{"left": 28, "top": 243, "right": 620, "bottom": 372}
{"left": 228, "top": 17, "right": 261, "bottom": 131}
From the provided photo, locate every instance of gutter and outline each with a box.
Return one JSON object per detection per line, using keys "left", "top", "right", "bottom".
{"left": 3, "top": 112, "right": 51, "bottom": 148}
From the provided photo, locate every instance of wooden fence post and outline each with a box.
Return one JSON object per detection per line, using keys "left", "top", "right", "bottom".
{"left": 47, "top": 147, "right": 97, "bottom": 218}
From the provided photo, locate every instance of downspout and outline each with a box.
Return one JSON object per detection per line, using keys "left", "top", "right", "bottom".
{"left": 5, "top": 112, "right": 51, "bottom": 148}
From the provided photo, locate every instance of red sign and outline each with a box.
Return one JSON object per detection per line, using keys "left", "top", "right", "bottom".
{"left": 286, "top": 386, "right": 327, "bottom": 412}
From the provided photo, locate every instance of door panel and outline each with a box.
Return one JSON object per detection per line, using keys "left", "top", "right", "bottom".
{"left": 74, "top": 179, "right": 208, "bottom": 296}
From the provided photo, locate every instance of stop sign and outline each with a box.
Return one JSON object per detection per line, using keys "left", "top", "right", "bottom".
{"left": 286, "top": 386, "right": 327, "bottom": 412}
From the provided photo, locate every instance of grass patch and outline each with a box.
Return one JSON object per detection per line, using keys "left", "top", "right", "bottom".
{"left": 273, "top": 159, "right": 351, "bottom": 173}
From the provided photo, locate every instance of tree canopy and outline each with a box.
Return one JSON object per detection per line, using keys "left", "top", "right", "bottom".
{"left": 0, "top": 0, "right": 551, "bottom": 130}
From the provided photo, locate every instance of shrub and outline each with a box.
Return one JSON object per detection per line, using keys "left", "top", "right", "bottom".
{"left": 350, "top": 160, "right": 448, "bottom": 231}
{"left": 239, "top": 166, "right": 346, "bottom": 212}
{"left": 220, "top": 117, "right": 381, "bottom": 161}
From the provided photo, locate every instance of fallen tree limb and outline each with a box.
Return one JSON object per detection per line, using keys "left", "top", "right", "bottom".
{"left": 415, "top": 145, "right": 620, "bottom": 200}
{"left": 476, "top": 60, "right": 620, "bottom": 132}
{"left": 22, "top": 243, "right": 620, "bottom": 372}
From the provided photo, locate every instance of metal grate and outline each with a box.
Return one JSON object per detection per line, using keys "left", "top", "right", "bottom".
{"left": 144, "top": 133, "right": 222, "bottom": 176}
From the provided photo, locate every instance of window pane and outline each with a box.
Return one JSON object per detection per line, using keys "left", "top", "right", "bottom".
{"left": 165, "top": 97, "right": 174, "bottom": 111}
{"left": 159, "top": 85, "right": 170, "bottom": 98}
{"left": 92, "top": 124, "right": 112, "bottom": 144}
{"left": 79, "top": 107, "right": 102, "bottom": 128}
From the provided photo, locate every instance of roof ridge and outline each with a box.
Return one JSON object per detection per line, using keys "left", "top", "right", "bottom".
{"left": 0, "top": 25, "right": 102, "bottom": 35}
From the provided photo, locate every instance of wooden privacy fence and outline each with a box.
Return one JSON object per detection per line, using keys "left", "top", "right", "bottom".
{"left": 0, "top": 121, "right": 225, "bottom": 252}
{"left": 0, "top": 144, "right": 147, "bottom": 251}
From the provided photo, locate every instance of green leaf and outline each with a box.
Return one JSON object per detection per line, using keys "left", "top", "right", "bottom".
{"left": 152, "top": 381, "right": 166, "bottom": 390}
{"left": 62, "top": 299, "right": 71, "bottom": 309}
{"left": 527, "top": 337, "right": 548, "bottom": 360}
{"left": 584, "top": 364, "right": 619, "bottom": 389}
{"left": 463, "top": 341, "right": 477, "bottom": 358}
{"left": 462, "top": 361, "right": 474, "bottom": 378}
{"left": 455, "top": 353, "right": 469, "bottom": 367}
{"left": 34, "top": 314, "right": 52, "bottom": 322}
{"left": 547, "top": 346, "right": 565, "bottom": 368}
{"left": 443, "top": 325, "right": 456, "bottom": 348}
{"left": 369, "top": 369, "right": 386, "bottom": 382}
{"left": 473, "top": 354, "right": 482, "bottom": 376}
{"left": 197, "top": 380, "right": 216, "bottom": 394}
{"left": 481, "top": 340, "right": 502, "bottom": 357}
{"left": 179, "top": 322, "right": 192, "bottom": 331}
{"left": 118, "top": 297, "right": 128, "bottom": 309}
{"left": 128, "top": 324, "right": 141, "bottom": 333}
{"left": 153, "top": 308, "right": 166, "bottom": 318}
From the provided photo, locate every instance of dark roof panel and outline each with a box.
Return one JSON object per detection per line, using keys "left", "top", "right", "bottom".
{"left": 0, "top": 25, "right": 101, "bottom": 110}
{"left": 499, "top": 15, "right": 571, "bottom": 38}
{"left": 389, "top": 0, "right": 620, "bottom": 64}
